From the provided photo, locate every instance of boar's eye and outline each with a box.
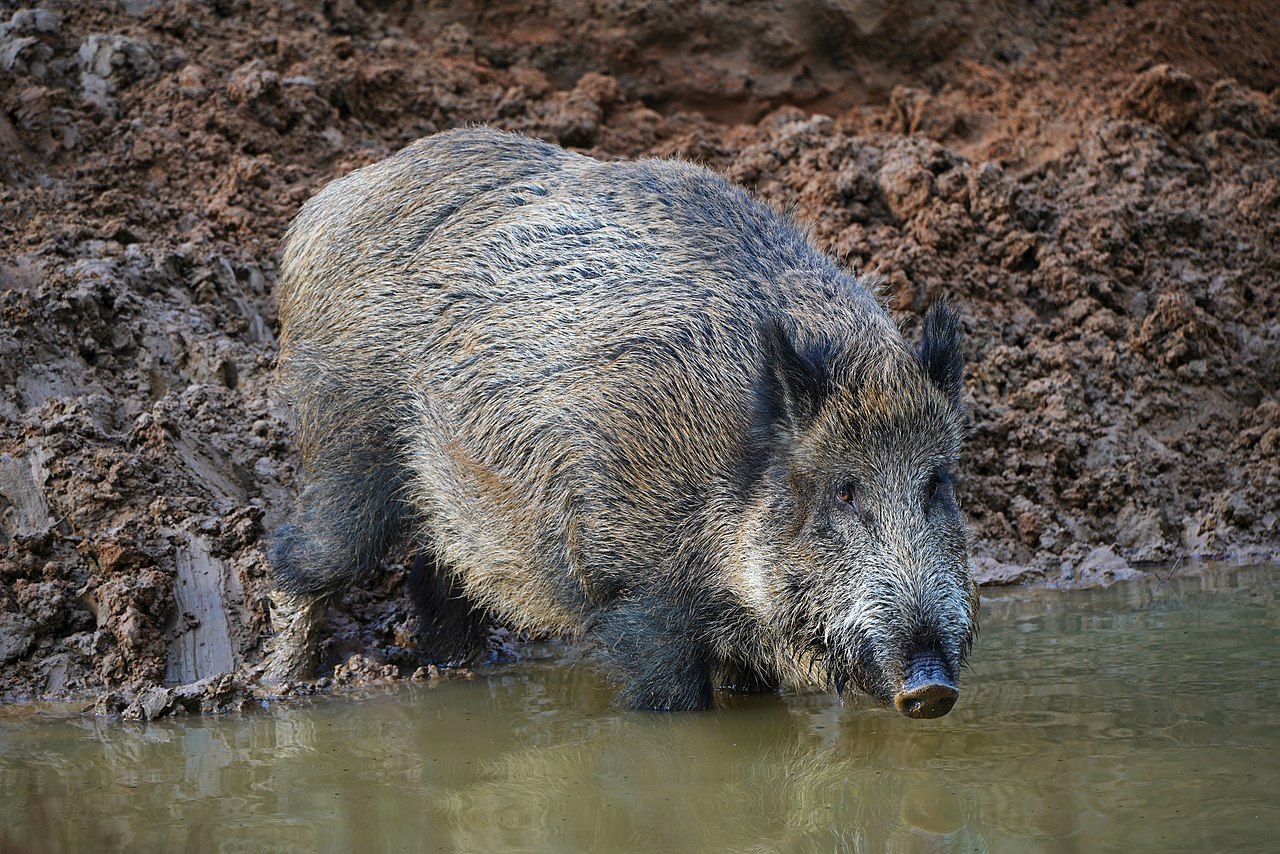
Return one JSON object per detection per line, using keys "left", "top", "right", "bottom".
{"left": 927, "top": 470, "right": 953, "bottom": 508}
{"left": 835, "top": 481, "right": 861, "bottom": 513}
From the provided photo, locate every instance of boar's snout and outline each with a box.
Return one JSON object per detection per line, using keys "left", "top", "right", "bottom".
{"left": 893, "top": 651, "right": 959, "bottom": 719}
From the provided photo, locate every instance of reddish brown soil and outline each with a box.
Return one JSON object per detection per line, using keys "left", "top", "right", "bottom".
{"left": 1, "top": 0, "right": 1277, "bottom": 712}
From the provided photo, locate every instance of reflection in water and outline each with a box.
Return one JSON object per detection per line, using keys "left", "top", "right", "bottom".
{"left": 1, "top": 563, "right": 1277, "bottom": 853}
{"left": 429, "top": 702, "right": 982, "bottom": 853}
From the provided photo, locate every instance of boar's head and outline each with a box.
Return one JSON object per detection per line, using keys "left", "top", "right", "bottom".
{"left": 742, "top": 299, "right": 978, "bottom": 719}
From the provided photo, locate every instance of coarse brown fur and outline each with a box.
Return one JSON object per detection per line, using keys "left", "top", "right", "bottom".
{"left": 267, "top": 127, "right": 978, "bottom": 713}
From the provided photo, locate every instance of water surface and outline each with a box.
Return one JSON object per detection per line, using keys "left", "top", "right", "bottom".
{"left": 2, "top": 563, "right": 1276, "bottom": 852}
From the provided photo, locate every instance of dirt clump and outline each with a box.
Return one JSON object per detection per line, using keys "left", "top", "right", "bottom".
{"left": 0, "top": 0, "right": 1276, "bottom": 712}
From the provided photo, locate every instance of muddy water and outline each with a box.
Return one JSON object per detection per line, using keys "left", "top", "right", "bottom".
{"left": 2, "top": 563, "right": 1276, "bottom": 853}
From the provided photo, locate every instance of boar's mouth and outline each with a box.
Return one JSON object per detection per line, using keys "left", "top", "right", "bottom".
{"left": 828, "top": 636, "right": 960, "bottom": 719}
{"left": 827, "top": 635, "right": 895, "bottom": 707}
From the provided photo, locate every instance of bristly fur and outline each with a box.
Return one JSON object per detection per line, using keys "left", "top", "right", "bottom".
{"left": 266, "top": 127, "right": 978, "bottom": 713}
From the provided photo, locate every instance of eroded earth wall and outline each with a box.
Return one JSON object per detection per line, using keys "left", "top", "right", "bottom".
{"left": 1, "top": 0, "right": 1277, "bottom": 704}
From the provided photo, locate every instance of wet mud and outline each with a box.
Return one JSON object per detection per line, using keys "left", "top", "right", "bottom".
{"left": 0, "top": 0, "right": 1277, "bottom": 711}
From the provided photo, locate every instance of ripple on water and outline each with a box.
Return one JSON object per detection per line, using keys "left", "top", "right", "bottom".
{"left": 0, "top": 562, "right": 1277, "bottom": 853}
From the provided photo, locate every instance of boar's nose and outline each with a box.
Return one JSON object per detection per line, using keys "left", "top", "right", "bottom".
{"left": 894, "top": 652, "right": 958, "bottom": 719}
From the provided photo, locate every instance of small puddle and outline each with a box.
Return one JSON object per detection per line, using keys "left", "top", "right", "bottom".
{"left": 2, "top": 562, "right": 1277, "bottom": 852}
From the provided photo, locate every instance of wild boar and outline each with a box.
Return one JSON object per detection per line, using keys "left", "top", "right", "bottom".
{"left": 266, "top": 127, "right": 977, "bottom": 717}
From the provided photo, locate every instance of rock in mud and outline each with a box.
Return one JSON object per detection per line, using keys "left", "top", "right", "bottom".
{"left": 1120, "top": 65, "right": 1201, "bottom": 135}
{"left": 878, "top": 151, "right": 935, "bottom": 220}
{"left": 77, "top": 33, "right": 157, "bottom": 110}
{"left": 0, "top": 8, "right": 63, "bottom": 80}
{"left": 0, "top": 614, "right": 36, "bottom": 664}
{"left": 0, "top": 450, "right": 54, "bottom": 544}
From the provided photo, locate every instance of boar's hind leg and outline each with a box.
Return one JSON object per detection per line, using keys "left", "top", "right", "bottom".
{"left": 264, "top": 442, "right": 409, "bottom": 680}
{"left": 592, "top": 597, "right": 716, "bottom": 711}
{"left": 407, "top": 555, "right": 491, "bottom": 667}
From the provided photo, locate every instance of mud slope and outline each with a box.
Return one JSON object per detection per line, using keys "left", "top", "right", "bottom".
{"left": 1, "top": 0, "right": 1276, "bottom": 708}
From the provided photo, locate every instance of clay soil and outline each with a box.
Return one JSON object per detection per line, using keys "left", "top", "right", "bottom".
{"left": 1, "top": 0, "right": 1277, "bottom": 714}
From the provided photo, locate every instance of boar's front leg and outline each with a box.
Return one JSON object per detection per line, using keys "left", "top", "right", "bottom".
{"left": 719, "top": 659, "right": 780, "bottom": 694}
{"left": 592, "top": 596, "right": 716, "bottom": 711}
{"left": 407, "top": 554, "right": 491, "bottom": 667}
{"left": 264, "top": 437, "right": 409, "bottom": 681}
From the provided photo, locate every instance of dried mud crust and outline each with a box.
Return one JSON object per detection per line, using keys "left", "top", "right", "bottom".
{"left": 0, "top": 0, "right": 1277, "bottom": 713}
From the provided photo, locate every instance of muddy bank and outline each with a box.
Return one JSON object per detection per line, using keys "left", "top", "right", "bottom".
{"left": 0, "top": 0, "right": 1277, "bottom": 709}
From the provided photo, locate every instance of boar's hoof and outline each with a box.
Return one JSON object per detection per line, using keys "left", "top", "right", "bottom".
{"left": 260, "top": 590, "right": 324, "bottom": 683}
{"left": 894, "top": 652, "right": 959, "bottom": 719}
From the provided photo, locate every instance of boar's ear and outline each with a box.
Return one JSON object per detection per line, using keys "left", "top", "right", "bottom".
{"left": 761, "top": 319, "right": 833, "bottom": 429}
{"left": 917, "top": 297, "right": 964, "bottom": 411}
